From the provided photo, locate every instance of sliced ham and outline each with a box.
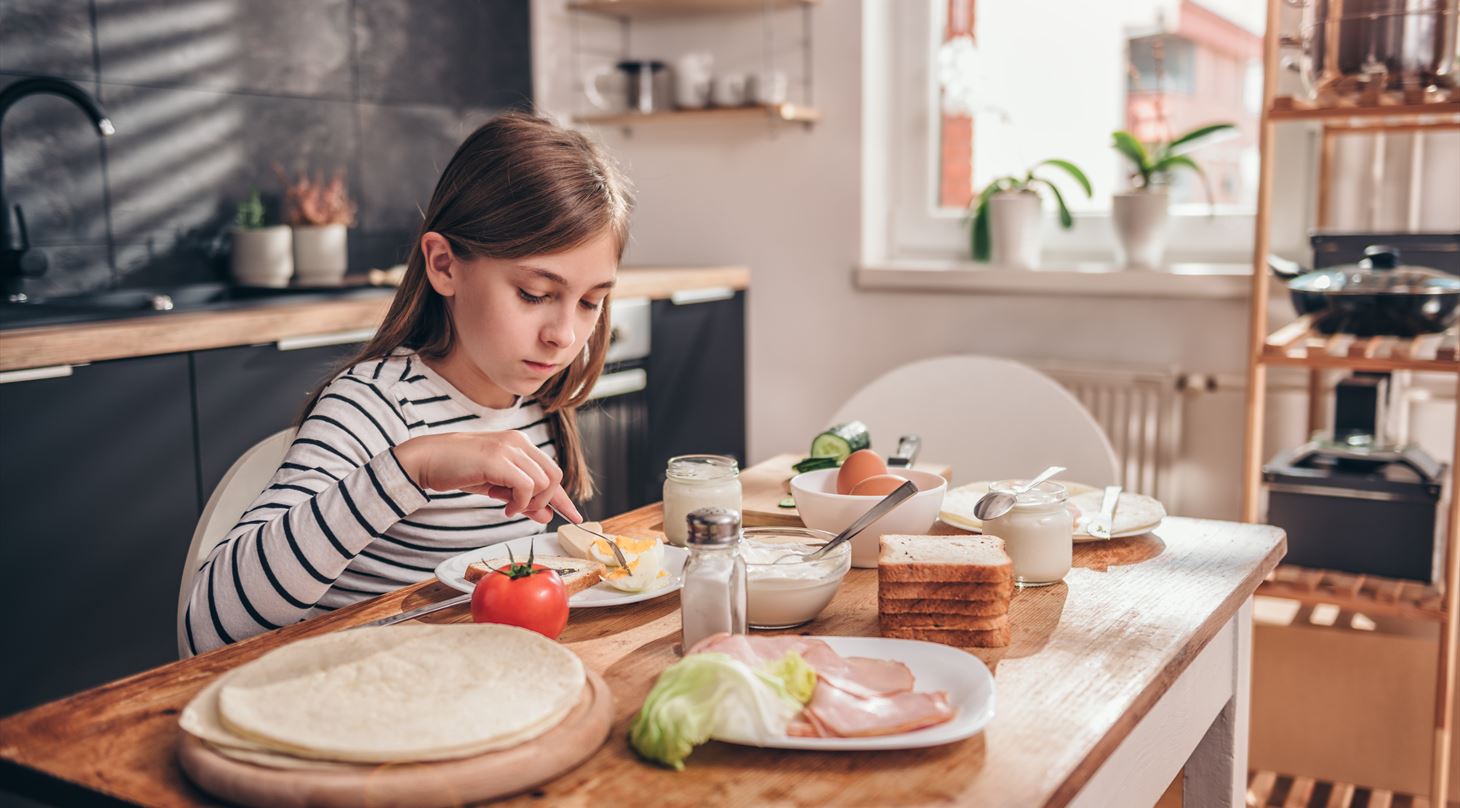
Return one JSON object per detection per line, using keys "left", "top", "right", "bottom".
{"left": 802, "top": 681, "right": 956, "bottom": 738}
{"left": 689, "top": 634, "right": 915, "bottom": 698}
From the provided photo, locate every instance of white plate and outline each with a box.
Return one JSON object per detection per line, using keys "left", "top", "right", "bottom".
{"left": 720, "top": 636, "right": 996, "bottom": 751}
{"left": 940, "top": 481, "right": 1162, "bottom": 542}
{"left": 434, "top": 534, "right": 687, "bottom": 608}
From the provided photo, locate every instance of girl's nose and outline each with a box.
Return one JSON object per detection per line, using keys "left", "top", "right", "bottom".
{"left": 541, "top": 312, "right": 575, "bottom": 349}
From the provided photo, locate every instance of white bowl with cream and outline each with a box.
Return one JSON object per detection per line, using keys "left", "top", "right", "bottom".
{"left": 789, "top": 468, "right": 948, "bottom": 568}
{"left": 742, "top": 527, "right": 851, "bottom": 629}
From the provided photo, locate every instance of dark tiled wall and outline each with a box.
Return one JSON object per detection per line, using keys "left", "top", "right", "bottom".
{"left": 0, "top": 0, "right": 532, "bottom": 297}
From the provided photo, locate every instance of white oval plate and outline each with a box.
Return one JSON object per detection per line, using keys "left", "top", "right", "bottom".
{"left": 940, "top": 481, "right": 1163, "bottom": 542}
{"left": 719, "top": 636, "right": 996, "bottom": 751}
{"left": 435, "top": 534, "right": 687, "bottom": 608}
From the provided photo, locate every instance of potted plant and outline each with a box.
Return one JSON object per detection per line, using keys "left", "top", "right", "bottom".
{"left": 1109, "top": 123, "right": 1235, "bottom": 269}
{"left": 278, "top": 167, "right": 357, "bottom": 285}
{"left": 228, "top": 190, "right": 293, "bottom": 288}
{"left": 968, "top": 159, "right": 1092, "bottom": 269}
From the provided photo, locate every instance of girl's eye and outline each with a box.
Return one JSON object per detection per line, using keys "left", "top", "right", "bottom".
{"left": 580, "top": 298, "right": 604, "bottom": 312}
{"left": 518, "top": 289, "right": 549, "bottom": 304}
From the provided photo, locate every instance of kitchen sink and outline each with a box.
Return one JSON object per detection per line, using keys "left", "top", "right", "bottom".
{"left": 0, "top": 282, "right": 394, "bottom": 329}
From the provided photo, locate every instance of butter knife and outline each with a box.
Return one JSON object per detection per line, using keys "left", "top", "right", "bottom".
{"left": 1086, "top": 485, "right": 1122, "bottom": 540}
{"left": 353, "top": 593, "right": 471, "bottom": 629}
{"left": 886, "top": 434, "right": 922, "bottom": 468}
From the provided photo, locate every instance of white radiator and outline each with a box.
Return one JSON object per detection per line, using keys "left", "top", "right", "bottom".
{"left": 1031, "top": 361, "right": 1185, "bottom": 503}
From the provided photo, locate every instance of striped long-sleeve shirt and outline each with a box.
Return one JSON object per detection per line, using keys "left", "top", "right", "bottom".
{"left": 184, "top": 349, "right": 556, "bottom": 654}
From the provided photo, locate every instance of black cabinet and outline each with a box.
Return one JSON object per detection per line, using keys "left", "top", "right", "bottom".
{"left": 645, "top": 291, "right": 747, "bottom": 504}
{"left": 193, "top": 341, "right": 363, "bottom": 507}
{"left": 0, "top": 356, "right": 197, "bottom": 717}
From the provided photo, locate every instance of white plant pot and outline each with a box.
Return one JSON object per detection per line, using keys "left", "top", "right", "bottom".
{"left": 229, "top": 226, "right": 293, "bottom": 288}
{"left": 988, "top": 191, "right": 1042, "bottom": 269}
{"left": 1112, "top": 190, "right": 1169, "bottom": 270}
{"left": 292, "top": 224, "right": 349, "bottom": 284}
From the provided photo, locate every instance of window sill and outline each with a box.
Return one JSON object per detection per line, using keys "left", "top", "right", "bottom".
{"left": 854, "top": 259, "right": 1257, "bottom": 301}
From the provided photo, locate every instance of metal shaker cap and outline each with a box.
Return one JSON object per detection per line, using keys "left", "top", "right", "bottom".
{"left": 686, "top": 507, "right": 741, "bottom": 546}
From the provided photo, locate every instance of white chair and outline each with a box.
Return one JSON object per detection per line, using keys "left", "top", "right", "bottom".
{"left": 829, "top": 355, "right": 1119, "bottom": 488}
{"left": 176, "top": 428, "right": 295, "bottom": 659}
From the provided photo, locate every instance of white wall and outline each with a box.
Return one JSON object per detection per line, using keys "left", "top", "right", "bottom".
{"left": 532, "top": 0, "right": 1455, "bottom": 522}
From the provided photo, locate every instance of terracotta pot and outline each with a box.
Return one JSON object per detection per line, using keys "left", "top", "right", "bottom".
{"left": 229, "top": 226, "right": 293, "bottom": 288}
{"left": 1112, "top": 190, "right": 1169, "bottom": 270}
{"left": 988, "top": 191, "right": 1041, "bottom": 269}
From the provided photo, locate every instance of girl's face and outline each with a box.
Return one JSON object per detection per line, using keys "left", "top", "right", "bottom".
{"left": 422, "top": 229, "right": 618, "bottom": 404}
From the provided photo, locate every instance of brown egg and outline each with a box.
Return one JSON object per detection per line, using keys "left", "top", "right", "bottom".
{"left": 849, "top": 473, "right": 911, "bottom": 497}
{"left": 836, "top": 449, "right": 888, "bottom": 494}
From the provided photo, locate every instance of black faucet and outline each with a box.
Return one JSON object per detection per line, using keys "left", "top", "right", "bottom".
{"left": 0, "top": 77, "right": 115, "bottom": 302}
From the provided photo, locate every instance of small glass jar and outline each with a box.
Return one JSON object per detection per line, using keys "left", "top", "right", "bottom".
{"left": 662, "top": 454, "right": 741, "bottom": 547}
{"left": 680, "top": 507, "right": 748, "bottom": 653}
{"left": 983, "top": 480, "right": 1072, "bottom": 587}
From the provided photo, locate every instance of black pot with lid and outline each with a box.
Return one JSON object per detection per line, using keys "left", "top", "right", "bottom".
{"left": 1269, "top": 244, "right": 1460, "bottom": 337}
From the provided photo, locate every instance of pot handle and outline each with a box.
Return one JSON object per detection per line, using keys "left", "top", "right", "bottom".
{"left": 1362, "top": 245, "right": 1401, "bottom": 269}
{"left": 1268, "top": 254, "right": 1307, "bottom": 280}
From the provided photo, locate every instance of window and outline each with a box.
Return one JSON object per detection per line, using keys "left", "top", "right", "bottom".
{"left": 871, "top": 0, "right": 1269, "bottom": 264}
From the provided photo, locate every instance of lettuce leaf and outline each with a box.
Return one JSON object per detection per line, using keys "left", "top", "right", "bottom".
{"left": 628, "top": 649, "right": 816, "bottom": 770}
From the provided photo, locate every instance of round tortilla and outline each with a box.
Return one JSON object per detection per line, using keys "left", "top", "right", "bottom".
{"left": 211, "top": 624, "right": 583, "bottom": 763}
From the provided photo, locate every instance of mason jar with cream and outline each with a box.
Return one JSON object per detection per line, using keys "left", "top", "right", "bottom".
{"left": 662, "top": 454, "right": 741, "bottom": 547}
{"left": 983, "top": 480, "right": 1072, "bottom": 587}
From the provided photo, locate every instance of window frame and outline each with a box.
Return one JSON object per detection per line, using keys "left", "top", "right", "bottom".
{"left": 867, "top": 0, "right": 1263, "bottom": 267}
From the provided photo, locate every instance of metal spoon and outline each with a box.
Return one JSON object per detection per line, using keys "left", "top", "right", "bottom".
{"left": 548, "top": 503, "right": 630, "bottom": 568}
{"left": 771, "top": 479, "right": 919, "bottom": 564}
{"left": 971, "top": 465, "right": 1067, "bottom": 521}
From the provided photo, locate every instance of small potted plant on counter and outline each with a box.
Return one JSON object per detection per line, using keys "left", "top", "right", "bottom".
{"left": 229, "top": 190, "right": 293, "bottom": 288}
{"left": 278, "top": 167, "right": 357, "bottom": 285}
{"left": 1109, "top": 122, "right": 1234, "bottom": 270}
{"left": 968, "top": 159, "right": 1092, "bottom": 269}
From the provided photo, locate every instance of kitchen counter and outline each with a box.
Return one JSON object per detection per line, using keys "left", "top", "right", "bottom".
{"left": 0, "top": 265, "right": 750, "bottom": 373}
{"left": 0, "top": 503, "right": 1283, "bottom": 807}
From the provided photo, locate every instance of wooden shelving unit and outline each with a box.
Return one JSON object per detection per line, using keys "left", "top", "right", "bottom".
{"left": 574, "top": 102, "right": 820, "bottom": 127}
{"left": 1240, "top": 4, "right": 1460, "bottom": 805}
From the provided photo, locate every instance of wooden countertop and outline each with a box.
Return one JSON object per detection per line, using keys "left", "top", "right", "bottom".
{"left": 0, "top": 504, "right": 1283, "bottom": 807}
{"left": 0, "top": 265, "right": 749, "bottom": 373}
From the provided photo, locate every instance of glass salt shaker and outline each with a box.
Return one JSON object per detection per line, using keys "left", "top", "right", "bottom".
{"left": 679, "top": 507, "right": 748, "bottom": 654}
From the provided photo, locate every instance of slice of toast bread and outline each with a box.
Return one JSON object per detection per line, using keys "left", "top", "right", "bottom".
{"left": 877, "top": 535, "right": 1013, "bottom": 583}
{"left": 465, "top": 555, "right": 604, "bottom": 598}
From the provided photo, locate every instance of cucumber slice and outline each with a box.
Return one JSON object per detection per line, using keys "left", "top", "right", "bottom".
{"left": 793, "top": 456, "right": 840, "bottom": 474}
{"left": 778, "top": 496, "right": 797, "bottom": 509}
{"left": 809, "top": 421, "right": 871, "bottom": 461}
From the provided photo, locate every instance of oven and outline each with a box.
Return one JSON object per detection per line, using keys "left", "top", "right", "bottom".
{"left": 576, "top": 297, "right": 652, "bottom": 521}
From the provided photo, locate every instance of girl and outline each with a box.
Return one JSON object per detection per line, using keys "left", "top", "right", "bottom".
{"left": 184, "top": 111, "right": 634, "bottom": 654}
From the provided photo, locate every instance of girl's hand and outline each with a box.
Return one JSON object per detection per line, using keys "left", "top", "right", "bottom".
{"left": 393, "top": 432, "right": 582, "bottom": 524}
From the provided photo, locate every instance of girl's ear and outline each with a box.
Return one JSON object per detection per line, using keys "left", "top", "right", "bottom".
{"left": 420, "top": 232, "right": 457, "bottom": 297}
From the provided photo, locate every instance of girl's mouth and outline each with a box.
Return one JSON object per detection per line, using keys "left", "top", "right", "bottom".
{"left": 523, "top": 360, "right": 557, "bottom": 374}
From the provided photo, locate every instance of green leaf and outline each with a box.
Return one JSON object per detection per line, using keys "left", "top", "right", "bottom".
{"left": 1035, "top": 159, "right": 1093, "bottom": 197}
{"left": 968, "top": 178, "right": 1010, "bottom": 262}
{"left": 1152, "top": 153, "right": 1216, "bottom": 207}
{"left": 1110, "top": 131, "right": 1152, "bottom": 186}
{"left": 1031, "top": 178, "right": 1074, "bottom": 229}
{"left": 1166, "top": 122, "right": 1236, "bottom": 153}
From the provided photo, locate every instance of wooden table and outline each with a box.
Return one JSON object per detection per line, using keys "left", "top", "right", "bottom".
{"left": 0, "top": 504, "right": 1283, "bottom": 807}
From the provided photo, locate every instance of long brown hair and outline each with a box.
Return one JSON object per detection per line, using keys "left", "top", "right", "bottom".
{"left": 315, "top": 111, "right": 633, "bottom": 500}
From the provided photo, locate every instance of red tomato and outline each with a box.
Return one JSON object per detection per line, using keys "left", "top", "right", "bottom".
{"left": 471, "top": 563, "right": 569, "bottom": 639}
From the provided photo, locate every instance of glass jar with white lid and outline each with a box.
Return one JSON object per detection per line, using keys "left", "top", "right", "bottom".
{"left": 662, "top": 454, "right": 741, "bottom": 547}
{"left": 983, "top": 480, "right": 1072, "bottom": 587}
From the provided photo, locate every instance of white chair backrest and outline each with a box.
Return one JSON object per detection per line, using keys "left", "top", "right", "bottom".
{"left": 176, "top": 427, "right": 295, "bottom": 659}
{"left": 829, "top": 355, "right": 1119, "bottom": 488}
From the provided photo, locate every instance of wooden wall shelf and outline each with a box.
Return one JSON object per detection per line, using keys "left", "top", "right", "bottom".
{"left": 574, "top": 103, "right": 820, "bottom": 127}
{"left": 567, "top": 0, "right": 817, "bottom": 18}
{"left": 1258, "top": 564, "right": 1444, "bottom": 622}
{"left": 1270, "top": 95, "right": 1460, "bottom": 124}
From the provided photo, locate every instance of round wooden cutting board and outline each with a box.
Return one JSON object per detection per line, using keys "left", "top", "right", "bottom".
{"left": 178, "top": 668, "right": 613, "bottom": 808}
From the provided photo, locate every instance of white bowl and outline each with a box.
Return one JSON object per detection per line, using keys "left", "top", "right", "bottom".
{"left": 789, "top": 468, "right": 948, "bottom": 568}
{"left": 743, "top": 527, "right": 850, "bottom": 629}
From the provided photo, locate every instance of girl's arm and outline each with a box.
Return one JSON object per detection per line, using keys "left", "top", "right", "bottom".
{"left": 183, "top": 374, "right": 426, "bottom": 654}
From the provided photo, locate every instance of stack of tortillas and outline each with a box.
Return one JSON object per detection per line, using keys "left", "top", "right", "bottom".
{"left": 180, "top": 624, "right": 585, "bottom": 767}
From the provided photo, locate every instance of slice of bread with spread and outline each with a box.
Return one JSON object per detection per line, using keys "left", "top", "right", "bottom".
{"left": 465, "top": 555, "right": 604, "bottom": 598}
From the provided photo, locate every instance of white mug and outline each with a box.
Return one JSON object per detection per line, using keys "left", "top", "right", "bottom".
{"left": 710, "top": 72, "right": 748, "bottom": 107}
{"left": 674, "top": 52, "right": 713, "bottom": 109}
{"left": 582, "top": 64, "right": 624, "bottom": 113}
{"left": 745, "top": 70, "right": 788, "bottom": 106}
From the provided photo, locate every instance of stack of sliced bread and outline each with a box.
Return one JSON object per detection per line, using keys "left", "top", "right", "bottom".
{"left": 877, "top": 535, "right": 1014, "bottom": 647}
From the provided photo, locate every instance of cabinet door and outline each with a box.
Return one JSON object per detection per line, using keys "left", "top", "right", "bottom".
{"left": 646, "top": 291, "right": 747, "bottom": 504}
{"left": 0, "top": 355, "right": 197, "bottom": 716}
{"left": 192, "top": 340, "right": 364, "bottom": 508}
